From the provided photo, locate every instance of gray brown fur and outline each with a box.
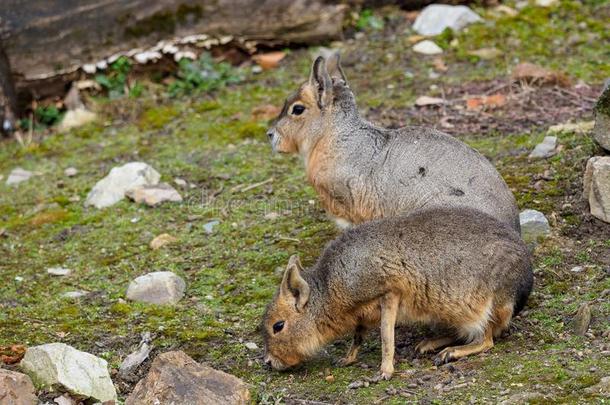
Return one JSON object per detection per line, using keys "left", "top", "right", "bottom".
{"left": 267, "top": 55, "right": 520, "bottom": 232}
{"left": 262, "top": 207, "right": 532, "bottom": 379}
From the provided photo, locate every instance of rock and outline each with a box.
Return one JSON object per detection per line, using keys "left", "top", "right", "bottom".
{"left": 85, "top": 162, "right": 160, "bottom": 209}
{"left": 412, "top": 40, "right": 443, "bottom": 55}
{"left": 583, "top": 156, "right": 610, "bottom": 223}
{"left": 572, "top": 302, "right": 591, "bottom": 336}
{"left": 64, "top": 167, "right": 78, "bottom": 177}
{"left": 570, "top": 266, "right": 584, "bottom": 273}
{"left": 244, "top": 342, "right": 258, "bottom": 351}
{"left": 593, "top": 80, "right": 610, "bottom": 151}
{"left": 519, "top": 209, "right": 551, "bottom": 243}
{"left": 6, "top": 168, "right": 34, "bottom": 185}
{"left": 20, "top": 343, "right": 116, "bottom": 402}
{"left": 413, "top": 5, "right": 482, "bottom": 36}
{"left": 264, "top": 212, "right": 280, "bottom": 220}
{"left": 126, "top": 271, "right": 186, "bottom": 305}
{"left": 529, "top": 136, "right": 557, "bottom": 158}
{"left": 415, "top": 96, "right": 445, "bottom": 106}
{"left": 126, "top": 183, "right": 183, "bottom": 206}
{"left": 61, "top": 291, "right": 89, "bottom": 299}
{"left": 585, "top": 376, "right": 610, "bottom": 397}
{"left": 47, "top": 267, "right": 71, "bottom": 276}
{"left": 126, "top": 351, "right": 250, "bottom": 405}
{"left": 119, "top": 332, "right": 153, "bottom": 377}
{"left": 0, "top": 369, "right": 38, "bottom": 405}
{"left": 204, "top": 220, "right": 220, "bottom": 234}
{"left": 150, "top": 233, "right": 178, "bottom": 250}
{"left": 174, "top": 178, "right": 187, "bottom": 187}
{"left": 535, "top": 0, "right": 558, "bottom": 7}
{"left": 58, "top": 108, "right": 97, "bottom": 131}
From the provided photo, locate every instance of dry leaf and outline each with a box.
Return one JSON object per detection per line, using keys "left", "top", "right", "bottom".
{"left": 415, "top": 96, "right": 445, "bottom": 107}
{"left": 252, "top": 104, "right": 281, "bottom": 121}
{"left": 406, "top": 35, "right": 426, "bottom": 45}
{"left": 466, "top": 94, "right": 507, "bottom": 110}
{"left": 150, "top": 233, "right": 178, "bottom": 250}
{"left": 432, "top": 57, "right": 448, "bottom": 72}
{"left": 0, "top": 344, "right": 26, "bottom": 364}
{"left": 512, "top": 62, "right": 571, "bottom": 87}
{"left": 252, "top": 51, "right": 286, "bottom": 70}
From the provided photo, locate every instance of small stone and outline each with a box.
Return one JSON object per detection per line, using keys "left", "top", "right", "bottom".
{"left": 174, "top": 178, "right": 187, "bottom": 187}
{"left": 348, "top": 380, "right": 364, "bottom": 389}
{"left": 583, "top": 156, "right": 610, "bottom": 223}
{"left": 61, "top": 291, "right": 89, "bottom": 299}
{"left": 126, "top": 183, "right": 183, "bottom": 206}
{"left": 413, "top": 40, "right": 443, "bottom": 55}
{"left": 126, "top": 271, "right": 186, "bottom": 305}
{"left": 14, "top": 276, "right": 24, "bottom": 282}
{"left": 264, "top": 212, "right": 280, "bottom": 220}
{"left": 204, "top": 220, "right": 220, "bottom": 234}
{"left": 20, "top": 343, "right": 116, "bottom": 402}
{"left": 125, "top": 351, "right": 250, "bottom": 404}
{"left": 150, "top": 233, "right": 178, "bottom": 250}
{"left": 467, "top": 47, "right": 503, "bottom": 60}
{"left": 570, "top": 266, "right": 584, "bottom": 273}
{"left": 572, "top": 302, "right": 592, "bottom": 336}
{"left": 47, "top": 267, "right": 71, "bottom": 276}
{"left": 415, "top": 96, "right": 445, "bottom": 106}
{"left": 413, "top": 5, "right": 482, "bottom": 36}
{"left": 0, "top": 369, "right": 38, "bottom": 405}
{"left": 244, "top": 342, "right": 258, "bottom": 351}
{"left": 134, "top": 50, "right": 162, "bottom": 64}
{"left": 64, "top": 167, "right": 78, "bottom": 177}
{"left": 535, "top": 0, "right": 558, "bottom": 7}
{"left": 85, "top": 162, "right": 161, "bottom": 209}
{"left": 519, "top": 209, "right": 551, "bottom": 243}
{"left": 6, "top": 168, "right": 34, "bottom": 185}
{"left": 529, "top": 136, "right": 557, "bottom": 158}
{"left": 82, "top": 64, "right": 96, "bottom": 74}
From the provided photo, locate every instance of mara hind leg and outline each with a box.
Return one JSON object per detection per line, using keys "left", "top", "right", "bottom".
{"left": 492, "top": 304, "right": 514, "bottom": 339}
{"left": 434, "top": 326, "right": 494, "bottom": 366}
{"left": 337, "top": 325, "right": 367, "bottom": 366}
{"left": 415, "top": 336, "right": 457, "bottom": 354}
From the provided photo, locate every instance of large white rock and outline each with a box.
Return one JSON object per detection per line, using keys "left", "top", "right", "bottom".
{"left": 583, "top": 156, "right": 610, "bottom": 223}
{"left": 413, "top": 5, "right": 482, "bottom": 36}
{"left": 85, "top": 162, "right": 160, "bottom": 209}
{"left": 520, "top": 209, "right": 551, "bottom": 243}
{"left": 19, "top": 343, "right": 116, "bottom": 402}
{"left": 6, "top": 168, "right": 34, "bottom": 185}
{"left": 126, "top": 271, "right": 186, "bottom": 305}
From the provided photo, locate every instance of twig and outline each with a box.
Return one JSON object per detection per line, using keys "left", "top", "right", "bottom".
{"left": 237, "top": 177, "right": 274, "bottom": 193}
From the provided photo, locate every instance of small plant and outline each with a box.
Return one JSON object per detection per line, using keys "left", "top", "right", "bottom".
{"left": 35, "top": 105, "right": 63, "bottom": 127}
{"left": 95, "top": 56, "right": 141, "bottom": 99}
{"left": 356, "top": 9, "right": 384, "bottom": 31}
{"left": 169, "top": 52, "right": 243, "bottom": 96}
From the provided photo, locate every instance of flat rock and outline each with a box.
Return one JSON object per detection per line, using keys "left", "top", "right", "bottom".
{"left": 204, "top": 220, "right": 220, "bottom": 234}
{"left": 126, "top": 351, "right": 250, "bottom": 405}
{"left": 6, "top": 168, "right": 34, "bottom": 185}
{"left": 126, "top": 183, "right": 183, "bottom": 206}
{"left": 585, "top": 376, "right": 610, "bottom": 397}
{"left": 413, "top": 5, "right": 482, "bottom": 36}
{"left": 0, "top": 369, "right": 38, "bottom": 405}
{"left": 529, "top": 136, "right": 557, "bottom": 158}
{"left": 593, "top": 79, "right": 610, "bottom": 151}
{"left": 19, "top": 343, "right": 116, "bottom": 402}
{"left": 519, "top": 209, "right": 550, "bottom": 243}
{"left": 150, "top": 233, "right": 178, "bottom": 250}
{"left": 126, "top": 271, "right": 186, "bottom": 305}
{"left": 583, "top": 156, "right": 610, "bottom": 223}
{"left": 412, "top": 40, "right": 443, "bottom": 55}
{"left": 85, "top": 162, "right": 160, "bottom": 209}
{"left": 47, "top": 267, "right": 71, "bottom": 276}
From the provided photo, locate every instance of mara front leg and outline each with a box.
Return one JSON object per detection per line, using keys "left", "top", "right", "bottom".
{"left": 379, "top": 292, "right": 400, "bottom": 380}
{"left": 337, "top": 325, "right": 367, "bottom": 366}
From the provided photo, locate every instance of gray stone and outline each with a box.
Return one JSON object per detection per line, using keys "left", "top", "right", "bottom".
{"left": 64, "top": 167, "right": 78, "bottom": 177}
{"left": 413, "top": 5, "right": 482, "bottom": 36}
{"left": 47, "top": 267, "right": 71, "bottom": 276}
{"left": 412, "top": 40, "right": 443, "bottom": 55}
{"left": 125, "top": 183, "right": 183, "bottom": 206}
{"left": 593, "top": 79, "right": 610, "bottom": 151}
{"left": 19, "top": 343, "right": 116, "bottom": 402}
{"left": 585, "top": 376, "right": 610, "bottom": 397}
{"left": 529, "top": 136, "right": 557, "bottom": 158}
{"left": 126, "top": 351, "right": 250, "bottom": 405}
{"left": 6, "top": 168, "right": 34, "bottom": 185}
{"left": 126, "top": 271, "right": 186, "bottom": 305}
{"left": 244, "top": 342, "right": 258, "bottom": 351}
{"left": 85, "top": 162, "right": 160, "bottom": 209}
{"left": 583, "top": 156, "right": 610, "bottom": 223}
{"left": 204, "top": 220, "right": 220, "bottom": 234}
{"left": 0, "top": 369, "right": 38, "bottom": 405}
{"left": 519, "top": 209, "right": 550, "bottom": 243}
{"left": 61, "top": 291, "right": 89, "bottom": 299}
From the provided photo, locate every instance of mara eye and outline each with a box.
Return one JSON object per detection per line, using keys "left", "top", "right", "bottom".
{"left": 291, "top": 104, "right": 305, "bottom": 116}
{"left": 273, "top": 321, "right": 285, "bottom": 334}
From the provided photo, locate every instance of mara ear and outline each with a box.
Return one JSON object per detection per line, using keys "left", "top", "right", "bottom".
{"left": 280, "top": 255, "right": 310, "bottom": 312}
{"left": 308, "top": 56, "right": 333, "bottom": 110}
{"left": 325, "top": 52, "right": 348, "bottom": 83}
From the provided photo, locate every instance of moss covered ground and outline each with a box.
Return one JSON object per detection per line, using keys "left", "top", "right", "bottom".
{"left": 1, "top": 0, "right": 609, "bottom": 403}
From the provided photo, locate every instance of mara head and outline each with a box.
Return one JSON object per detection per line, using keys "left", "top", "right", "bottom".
{"left": 266, "top": 53, "right": 356, "bottom": 155}
{"left": 262, "top": 255, "right": 323, "bottom": 370}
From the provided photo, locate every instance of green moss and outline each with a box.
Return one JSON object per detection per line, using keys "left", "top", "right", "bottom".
{"left": 138, "top": 105, "right": 180, "bottom": 130}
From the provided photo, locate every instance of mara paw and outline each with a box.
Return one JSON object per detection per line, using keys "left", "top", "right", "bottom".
{"left": 434, "top": 348, "right": 458, "bottom": 366}
{"left": 335, "top": 357, "right": 357, "bottom": 367}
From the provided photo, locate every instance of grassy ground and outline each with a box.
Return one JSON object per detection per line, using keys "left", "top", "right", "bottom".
{"left": 1, "top": 0, "right": 609, "bottom": 403}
